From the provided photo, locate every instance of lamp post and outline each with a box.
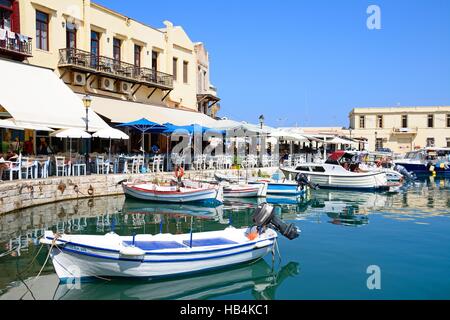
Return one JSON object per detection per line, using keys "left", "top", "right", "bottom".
{"left": 82, "top": 94, "right": 92, "bottom": 174}
{"left": 258, "top": 115, "right": 265, "bottom": 167}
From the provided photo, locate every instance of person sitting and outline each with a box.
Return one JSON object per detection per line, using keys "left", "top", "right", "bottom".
{"left": 151, "top": 144, "right": 160, "bottom": 154}
{"left": 23, "top": 137, "right": 34, "bottom": 156}
{"left": 0, "top": 151, "right": 19, "bottom": 180}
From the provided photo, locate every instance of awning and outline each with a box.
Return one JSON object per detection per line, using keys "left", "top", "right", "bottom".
{"left": 84, "top": 95, "right": 219, "bottom": 127}
{"left": 0, "top": 59, "right": 109, "bottom": 131}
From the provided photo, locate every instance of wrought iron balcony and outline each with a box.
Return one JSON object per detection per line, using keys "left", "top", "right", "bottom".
{"left": 392, "top": 127, "right": 418, "bottom": 135}
{"left": 58, "top": 48, "right": 173, "bottom": 90}
{"left": 0, "top": 35, "right": 32, "bottom": 60}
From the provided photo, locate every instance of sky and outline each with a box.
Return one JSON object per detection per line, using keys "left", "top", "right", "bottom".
{"left": 95, "top": 0, "right": 450, "bottom": 128}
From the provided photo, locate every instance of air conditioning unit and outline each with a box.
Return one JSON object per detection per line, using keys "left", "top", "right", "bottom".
{"left": 99, "top": 77, "right": 115, "bottom": 91}
{"left": 72, "top": 72, "right": 86, "bottom": 86}
{"left": 118, "top": 81, "right": 132, "bottom": 94}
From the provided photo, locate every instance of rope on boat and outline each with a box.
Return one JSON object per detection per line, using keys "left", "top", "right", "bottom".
{"left": 0, "top": 247, "right": 18, "bottom": 258}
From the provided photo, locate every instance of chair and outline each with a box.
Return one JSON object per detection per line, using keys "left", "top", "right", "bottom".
{"left": 72, "top": 156, "right": 87, "bottom": 176}
{"left": 40, "top": 157, "right": 51, "bottom": 178}
{"left": 7, "top": 155, "right": 22, "bottom": 180}
{"left": 21, "top": 156, "right": 37, "bottom": 179}
{"left": 55, "top": 156, "right": 69, "bottom": 176}
{"left": 96, "top": 156, "right": 109, "bottom": 174}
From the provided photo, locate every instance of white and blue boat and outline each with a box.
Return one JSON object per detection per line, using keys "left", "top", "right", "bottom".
{"left": 40, "top": 204, "right": 300, "bottom": 281}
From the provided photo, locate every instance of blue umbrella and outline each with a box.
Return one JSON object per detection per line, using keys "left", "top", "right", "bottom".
{"left": 117, "top": 118, "right": 166, "bottom": 152}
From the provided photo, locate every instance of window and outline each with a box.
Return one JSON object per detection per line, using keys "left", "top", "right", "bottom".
{"left": 36, "top": 10, "right": 49, "bottom": 51}
{"left": 375, "top": 138, "right": 383, "bottom": 150}
{"left": 427, "top": 114, "right": 434, "bottom": 128}
{"left": 134, "top": 44, "right": 141, "bottom": 67}
{"left": 172, "top": 57, "right": 178, "bottom": 81}
{"left": 359, "top": 116, "right": 365, "bottom": 129}
{"left": 183, "top": 61, "right": 188, "bottom": 84}
{"left": 447, "top": 114, "right": 450, "bottom": 128}
{"left": 402, "top": 115, "right": 408, "bottom": 128}
{"left": 426, "top": 138, "right": 435, "bottom": 148}
{"left": 0, "top": 0, "right": 12, "bottom": 30}
{"left": 113, "top": 38, "right": 121, "bottom": 61}
{"left": 66, "top": 23, "right": 77, "bottom": 49}
{"left": 90, "top": 31, "right": 100, "bottom": 67}
{"left": 447, "top": 138, "right": 450, "bottom": 148}
{"left": 152, "top": 51, "right": 158, "bottom": 71}
{"left": 377, "top": 115, "right": 383, "bottom": 129}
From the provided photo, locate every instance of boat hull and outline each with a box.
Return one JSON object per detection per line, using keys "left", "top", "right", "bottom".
{"left": 42, "top": 229, "right": 277, "bottom": 281}
{"left": 122, "top": 183, "right": 223, "bottom": 205}
{"left": 280, "top": 168, "right": 389, "bottom": 191}
{"left": 395, "top": 162, "right": 450, "bottom": 176}
{"left": 223, "top": 183, "right": 268, "bottom": 198}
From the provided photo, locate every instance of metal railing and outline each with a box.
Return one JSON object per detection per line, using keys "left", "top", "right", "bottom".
{"left": 0, "top": 36, "right": 32, "bottom": 57}
{"left": 59, "top": 48, "right": 173, "bottom": 89}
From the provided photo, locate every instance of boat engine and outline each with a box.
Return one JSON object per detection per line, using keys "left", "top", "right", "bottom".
{"left": 295, "top": 173, "right": 319, "bottom": 190}
{"left": 252, "top": 203, "right": 300, "bottom": 240}
{"left": 394, "top": 164, "right": 416, "bottom": 181}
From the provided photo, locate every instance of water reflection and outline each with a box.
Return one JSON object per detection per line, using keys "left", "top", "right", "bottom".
{"left": 1, "top": 260, "right": 300, "bottom": 301}
{"left": 1, "top": 177, "right": 450, "bottom": 300}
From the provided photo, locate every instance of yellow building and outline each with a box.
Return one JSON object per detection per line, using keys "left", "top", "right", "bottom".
{"left": 0, "top": 0, "right": 221, "bottom": 153}
{"left": 2, "top": 0, "right": 219, "bottom": 113}
{"left": 350, "top": 106, "right": 450, "bottom": 153}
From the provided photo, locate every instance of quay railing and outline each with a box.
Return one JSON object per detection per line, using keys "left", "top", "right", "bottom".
{"left": 58, "top": 48, "right": 174, "bottom": 89}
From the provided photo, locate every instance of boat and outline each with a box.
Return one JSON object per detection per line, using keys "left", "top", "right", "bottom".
{"left": 394, "top": 148, "right": 450, "bottom": 176}
{"left": 40, "top": 203, "right": 300, "bottom": 281}
{"left": 184, "top": 176, "right": 268, "bottom": 198}
{"left": 223, "top": 183, "right": 268, "bottom": 198}
{"left": 121, "top": 181, "right": 224, "bottom": 205}
{"left": 280, "top": 151, "right": 392, "bottom": 191}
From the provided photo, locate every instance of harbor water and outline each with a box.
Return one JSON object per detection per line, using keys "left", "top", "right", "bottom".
{"left": 0, "top": 177, "right": 449, "bottom": 300}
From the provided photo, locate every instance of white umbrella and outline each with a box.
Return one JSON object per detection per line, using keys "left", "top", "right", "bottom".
{"left": 51, "top": 128, "right": 92, "bottom": 161}
{"left": 270, "top": 130, "right": 309, "bottom": 142}
{"left": 93, "top": 128, "right": 129, "bottom": 164}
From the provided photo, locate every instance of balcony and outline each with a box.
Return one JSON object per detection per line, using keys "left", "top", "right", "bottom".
{"left": 0, "top": 35, "right": 32, "bottom": 60}
{"left": 58, "top": 48, "right": 173, "bottom": 90}
{"left": 392, "top": 127, "right": 418, "bottom": 135}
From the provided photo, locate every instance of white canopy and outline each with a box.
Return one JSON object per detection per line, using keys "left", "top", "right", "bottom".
{"left": 0, "top": 119, "right": 25, "bottom": 130}
{"left": 92, "top": 128, "right": 129, "bottom": 140}
{"left": 211, "top": 119, "right": 273, "bottom": 135}
{"left": 84, "top": 95, "right": 219, "bottom": 127}
{"left": 51, "top": 128, "right": 92, "bottom": 139}
{"left": 328, "top": 137, "right": 358, "bottom": 146}
{"left": 270, "top": 130, "right": 309, "bottom": 142}
{"left": 0, "top": 59, "right": 109, "bottom": 130}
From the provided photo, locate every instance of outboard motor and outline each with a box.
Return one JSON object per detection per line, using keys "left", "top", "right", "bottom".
{"left": 394, "top": 164, "right": 417, "bottom": 181}
{"left": 252, "top": 203, "right": 300, "bottom": 240}
{"left": 295, "top": 173, "right": 319, "bottom": 190}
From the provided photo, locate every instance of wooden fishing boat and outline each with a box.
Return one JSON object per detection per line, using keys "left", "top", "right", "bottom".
{"left": 40, "top": 204, "right": 300, "bottom": 281}
{"left": 121, "top": 182, "right": 223, "bottom": 205}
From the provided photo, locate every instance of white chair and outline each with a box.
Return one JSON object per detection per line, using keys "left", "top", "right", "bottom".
{"left": 40, "top": 157, "right": 51, "bottom": 178}
{"left": 7, "top": 155, "right": 22, "bottom": 180}
{"left": 21, "top": 157, "right": 36, "bottom": 179}
{"left": 96, "top": 156, "right": 108, "bottom": 174}
{"left": 55, "top": 156, "right": 69, "bottom": 176}
{"left": 72, "top": 156, "right": 87, "bottom": 176}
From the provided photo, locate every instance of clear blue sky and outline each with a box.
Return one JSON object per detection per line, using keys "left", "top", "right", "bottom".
{"left": 95, "top": 0, "right": 450, "bottom": 127}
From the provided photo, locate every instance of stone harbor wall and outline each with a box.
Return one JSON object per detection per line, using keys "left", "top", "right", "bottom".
{"left": 0, "top": 168, "right": 279, "bottom": 215}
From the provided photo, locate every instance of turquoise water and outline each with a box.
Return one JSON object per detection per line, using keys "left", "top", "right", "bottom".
{"left": 0, "top": 178, "right": 449, "bottom": 300}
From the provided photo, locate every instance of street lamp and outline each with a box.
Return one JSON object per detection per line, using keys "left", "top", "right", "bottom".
{"left": 82, "top": 94, "right": 92, "bottom": 173}
{"left": 259, "top": 115, "right": 265, "bottom": 130}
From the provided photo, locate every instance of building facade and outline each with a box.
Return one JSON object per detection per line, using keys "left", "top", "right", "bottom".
{"left": 349, "top": 106, "right": 450, "bottom": 153}
{"left": 1, "top": 0, "right": 219, "bottom": 113}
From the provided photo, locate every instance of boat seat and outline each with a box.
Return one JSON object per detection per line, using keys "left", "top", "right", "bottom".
{"left": 123, "top": 241, "right": 187, "bottom": 251}
{"left": 182, "top": 238, "right": 238, "bottom": 247}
